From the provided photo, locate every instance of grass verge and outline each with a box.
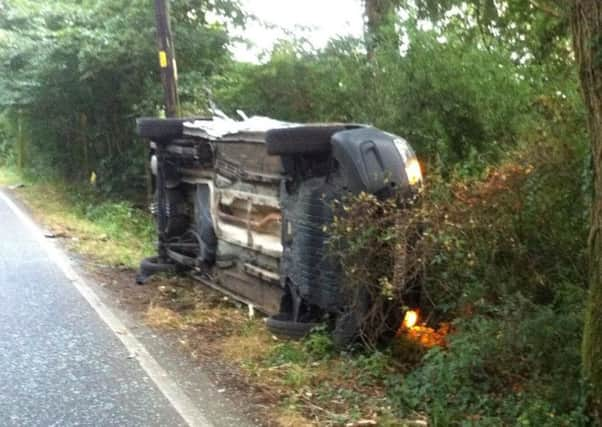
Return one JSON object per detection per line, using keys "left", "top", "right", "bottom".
{"left": 145, "top": 278, "right": 426, "bottom": 426}
{"left": 0, "top": 168, "right": 154, "bottom": 268}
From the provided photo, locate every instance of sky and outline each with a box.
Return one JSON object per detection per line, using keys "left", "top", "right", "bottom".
{"left": 229, "top": 0, "right": 365, "bottom": 62}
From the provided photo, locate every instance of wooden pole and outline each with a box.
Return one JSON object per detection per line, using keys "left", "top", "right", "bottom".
{"left": 17, "top": 109, "right": 25, "bottom": 173}
{"left": 154, "top": 0, "right": 180, "bottom": 118}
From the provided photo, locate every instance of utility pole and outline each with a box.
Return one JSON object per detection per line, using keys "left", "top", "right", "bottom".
{"left": 154, "top": 0, "right": 180, "bottom": 117}
{"left": 16, "top": 109, "right": 25, "bottom": 173}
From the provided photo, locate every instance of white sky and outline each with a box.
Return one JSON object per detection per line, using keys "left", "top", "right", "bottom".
{"left": 230, "top": 0, "right": 365, "bottom": 62}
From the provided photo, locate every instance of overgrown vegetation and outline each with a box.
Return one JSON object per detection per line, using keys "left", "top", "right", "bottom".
{"left": 0, "top": 0, "right": 597, "bottom": 425}
{"left": 0, "top": 168, "right": 154, "bottom": 267}
{"left": 325, "top": 138, "right": 589, "bottom": 424}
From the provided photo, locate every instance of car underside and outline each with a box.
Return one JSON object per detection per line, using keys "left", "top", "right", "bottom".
{"left": 135, "top": 116, "right": 422, "bottom": 344}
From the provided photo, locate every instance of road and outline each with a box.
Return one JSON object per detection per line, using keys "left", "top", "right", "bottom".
{"left": 0, "top": 191, "right": 216, "bottom": 427}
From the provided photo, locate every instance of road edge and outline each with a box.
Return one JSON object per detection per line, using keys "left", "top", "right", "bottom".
{"left": 0, "top": 189, "right": 212, "bottom": 427}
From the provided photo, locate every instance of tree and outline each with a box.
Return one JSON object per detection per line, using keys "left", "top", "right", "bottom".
{"left": 363, "top": 0, "right": 400, "bottom": 56}
{"left": 570, "top": 1, "right": 602, "bottom": 420}
{"left": 410, "top": 0, "right": 569, "bottom": 66}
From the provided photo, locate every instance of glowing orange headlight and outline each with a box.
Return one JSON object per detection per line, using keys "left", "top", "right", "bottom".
{"left": 403, "top": 309, "right": 419, "bottom": 329}
{"left": 405, "top": 158, "right": 423, "bottom": 186}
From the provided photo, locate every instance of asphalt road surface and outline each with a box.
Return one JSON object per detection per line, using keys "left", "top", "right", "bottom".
{"left": 0, "top": 191, "right": 216, "bottom": 427}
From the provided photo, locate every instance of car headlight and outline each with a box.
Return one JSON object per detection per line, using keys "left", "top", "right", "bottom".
{"left": 405, "top": 157, "right": 423, "bottom": 186}
{"left": 393, "top": 137, "right": 423, "bottom": 187}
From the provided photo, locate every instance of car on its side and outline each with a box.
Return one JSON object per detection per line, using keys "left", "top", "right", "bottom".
{"left": 135, "top": 116, "right": 422, "bottom": 344}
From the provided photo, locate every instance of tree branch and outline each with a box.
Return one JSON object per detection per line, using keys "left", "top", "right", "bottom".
{"left": 529, "top": 0, "right": 562, "bottom": 18}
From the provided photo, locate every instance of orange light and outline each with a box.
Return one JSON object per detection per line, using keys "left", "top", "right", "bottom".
{"left": 403, "top": 309, "right": 419, "bottom": 329}
{"left": 399, "top": 309, "right": 450, "bottom": 348}
{"left": 405, "top": 158, "right": 423, "bottom": 186}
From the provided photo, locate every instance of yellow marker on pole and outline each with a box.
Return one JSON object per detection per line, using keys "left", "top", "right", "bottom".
{"left": 158, "top": 50, "right": 168, "bottom": 68}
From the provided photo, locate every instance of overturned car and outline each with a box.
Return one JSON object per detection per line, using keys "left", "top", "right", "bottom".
{"left": 136, "top": 116, "right": 422, "bottom": 343}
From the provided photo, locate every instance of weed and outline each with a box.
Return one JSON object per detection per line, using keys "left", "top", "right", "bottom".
{"left": 303, "top": 329, "right": 335, "bottom": 360}
{"left": 283, "top": 366, "right": 309, "bottom": 388}
{"left": 221, "top": 320, "right": 273, "bottom": 363}
{"left": 350, "top": 351, "right": 391, "bottom": 385}
{"left": 267, "top": 342, "right": 308, "bottom": 366}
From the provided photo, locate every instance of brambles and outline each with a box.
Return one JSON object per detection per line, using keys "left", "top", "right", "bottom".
{"left": 328, "top": 189, "right": 426, "bottom": 346}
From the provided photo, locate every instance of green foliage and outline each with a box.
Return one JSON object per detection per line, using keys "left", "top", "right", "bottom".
{"left": 349, "top": 351, "right": 391, "bottom": 385}
{"left": 0, "top": 0, "right": 241, "bottom": 197}
{"left": 215, "top": 23, "right": 533, "bottom": 172}
{"left": 325, "top": 131, "right": 591, "bottom": 423}
{"left": 392, "top": 297, "right": 589, "bottom": 425}
{"left": 84, "top": 200, "right": 155, "bottom": 243}
{"left": 407, "top": 0, "right": 570, "bottom": 74}
{"left": 267, "top": 341, "right": 309, "bottom": 366}
{"left": 425, "top": 135, "right": 588, "bottom": 317}
{"left": 303, "top": 328, "right": 335, "bottom": 360}
{"left": 0, "top": 112, "right": 15, "bottom": 165}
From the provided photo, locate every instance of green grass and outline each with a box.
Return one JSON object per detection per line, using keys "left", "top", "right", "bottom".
{"left": 0, "top": 167, "right": 24, "bottom": 186}
{"left": 0, "top": 166, "right": 155, "bottom": 268}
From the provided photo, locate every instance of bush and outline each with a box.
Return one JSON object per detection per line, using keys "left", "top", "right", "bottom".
{"left": 392, "top": 297, "right": 588, "bottom": 425}
{"left": 328, "top": 190, "right": 425, "bottom": 345}
{"left": 326, "top": 128, "right": 590, "bottom": 420}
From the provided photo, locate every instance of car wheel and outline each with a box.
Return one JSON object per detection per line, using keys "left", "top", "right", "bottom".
{"left": 136, "top": 118, "right": 189, "bottom": 141}
{"left": 266, "top": 313, "right": 320, "bottom": 339}
{"left": 266, "top": 125, "right": 356, "bottom": 155}
{"left": 139, "top": 256, "right": 176, "bottom": 277}
{"left": 154, "top": 188, "right": 189, "bottom": 237}
{"left": 332, "top": 311, "right": 361, "bottom": 348}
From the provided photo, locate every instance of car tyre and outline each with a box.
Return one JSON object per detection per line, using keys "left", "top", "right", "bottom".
{"left": 266, "top": 125, "right": 356, "bottom": 155}
{"left": 136, "top": 118, "right": 200, "bottom": 141}
{"left": 137, "top": 256, "right": 176, "bottom": 283}
{"left": 332, "top": 311, "right": 361, "bottom": 348}
{"left": 266, "top": 313, "right": 320, "bottom": 339}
